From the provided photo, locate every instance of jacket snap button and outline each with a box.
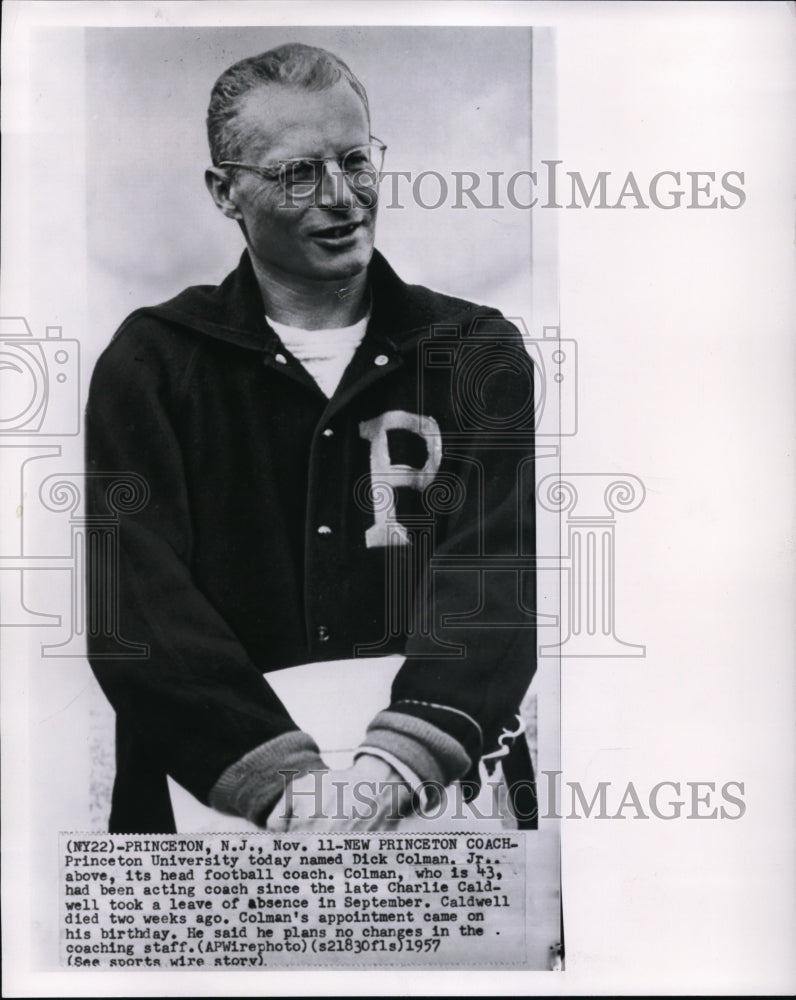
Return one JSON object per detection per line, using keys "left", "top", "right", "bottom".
{"left": 317, "top": 525, "right": 332, "bottom": 535}
{"left": 316, "top": 625, "right": 330, "bottom": 642}
{"left": 275, "top": 353, "right": 287, "bottom": 364}
{"left": 322, "top": 428, "right": 334, "bottom": 438}
{"left": 374, "top": 354, "right": 389, "bottom": 366}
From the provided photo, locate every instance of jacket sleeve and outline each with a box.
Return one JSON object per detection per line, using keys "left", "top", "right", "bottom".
{"left": 358, "top": 314, "right": 537, "bottom": 787}
{"left": 86, "top": 323, "right": 323, "bottom": 826}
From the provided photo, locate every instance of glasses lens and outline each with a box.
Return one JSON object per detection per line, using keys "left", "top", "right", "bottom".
{"left": 277, "top": 145, "right": 385, "bottom": 203}
{"left": 342, "top": 144, "right": 383, "bottom": 182}
{"left": 283, "top": 159, "right": 322, "bottom": 196}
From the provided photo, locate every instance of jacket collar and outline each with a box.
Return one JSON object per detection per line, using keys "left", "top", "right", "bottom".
{"left": 140, "top": 248, "right": 484, "bottom": 352}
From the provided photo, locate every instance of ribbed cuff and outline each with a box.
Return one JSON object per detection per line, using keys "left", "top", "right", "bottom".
{"left": 361, "top": 710, "right": 471, "bottom": 788}
{"left": 209, "top": 731, "right": 325, "bottom": 826}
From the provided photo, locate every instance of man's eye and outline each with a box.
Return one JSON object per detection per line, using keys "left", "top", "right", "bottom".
{"left": 344, "top": 150, "right": 371, "bottom": 171}
{"left": 286, "top": 160, "right": 320, "bottom": 184}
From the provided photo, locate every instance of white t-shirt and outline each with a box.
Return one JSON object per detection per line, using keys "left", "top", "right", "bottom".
{"left": 266, "top": 313, "right": 370, "bottom": 398}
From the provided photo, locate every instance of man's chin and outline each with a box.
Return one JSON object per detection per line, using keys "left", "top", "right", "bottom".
{"left": 305, "top": 245, "right": 375, "bottom": 282}
{"left": 253, "top": 239, "right": 375, "bottom": 286}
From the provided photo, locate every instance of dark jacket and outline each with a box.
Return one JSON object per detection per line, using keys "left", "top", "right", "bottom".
{"left": 86, "top": 249, "right": 536, "bottom": 832}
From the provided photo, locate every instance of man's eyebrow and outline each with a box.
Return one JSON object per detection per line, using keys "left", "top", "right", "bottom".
{"left": 250, "top": 129, "right": 371, "bottom": 163}
{"left": 296, "top": 145, "right": 365, "bottom": 159}
{"left": 259, "top": 143, "right": 369, "bottom": 164}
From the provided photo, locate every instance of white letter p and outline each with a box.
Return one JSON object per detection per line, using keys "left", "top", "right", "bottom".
{"left": 358, "top": 410, "right": 442, "bottom": 548}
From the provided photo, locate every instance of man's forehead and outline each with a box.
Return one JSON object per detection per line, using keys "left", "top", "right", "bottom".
{"left": 235, "top": 81, "right": 369, "bottom": 158}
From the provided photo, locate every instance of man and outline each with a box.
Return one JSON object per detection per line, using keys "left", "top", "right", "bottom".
{"left": 86, "top": 43, "right": 536, "bottom": 833}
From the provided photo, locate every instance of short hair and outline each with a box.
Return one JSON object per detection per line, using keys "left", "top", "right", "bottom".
{"left": 207, "top": 43, "right": 370, "bottom": 165}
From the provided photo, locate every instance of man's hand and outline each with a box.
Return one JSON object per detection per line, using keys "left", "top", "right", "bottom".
{"left": 266, "top": 755, "right": 413, "bottom": 832}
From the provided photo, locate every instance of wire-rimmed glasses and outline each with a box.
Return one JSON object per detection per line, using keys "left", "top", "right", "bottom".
{"left": 218, "top": 137, "right": 386, "bottom": 204}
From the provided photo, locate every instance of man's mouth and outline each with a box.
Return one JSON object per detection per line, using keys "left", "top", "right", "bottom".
{"left": 310, "top": 220, "right": 364, "bottom": 241}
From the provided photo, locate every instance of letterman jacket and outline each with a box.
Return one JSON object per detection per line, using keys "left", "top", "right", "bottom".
{"left": 86, "top": 249, "right": 536, "bottom": 833}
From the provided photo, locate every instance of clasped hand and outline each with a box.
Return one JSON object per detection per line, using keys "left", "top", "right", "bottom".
{"left": 266, "top": 754, "right": 414, "bottom": 832}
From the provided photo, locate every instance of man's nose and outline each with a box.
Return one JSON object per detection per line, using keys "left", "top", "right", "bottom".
{"left": 317, "top": 159, "right": 358, "bottom": 209}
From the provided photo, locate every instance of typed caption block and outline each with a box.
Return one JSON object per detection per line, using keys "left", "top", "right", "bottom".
{"left": 60, "top": 833, "right": 526, "bottom": 969}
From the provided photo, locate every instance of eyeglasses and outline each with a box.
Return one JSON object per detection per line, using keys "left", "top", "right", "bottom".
{"left": 219, "top": 137, "right": 387, "bottom": 201}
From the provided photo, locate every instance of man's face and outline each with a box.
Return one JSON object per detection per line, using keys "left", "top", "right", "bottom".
{"left": 227, "top": 81, "right": 377, "bottom": 283}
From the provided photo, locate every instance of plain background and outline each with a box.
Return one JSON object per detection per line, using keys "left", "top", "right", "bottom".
{"left": 2, "top": 1, "right": 795, "bottom": 996}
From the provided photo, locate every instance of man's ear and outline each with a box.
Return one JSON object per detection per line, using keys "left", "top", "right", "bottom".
{"left": 205, "top": 167, "right": 242, "bottom": 220}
